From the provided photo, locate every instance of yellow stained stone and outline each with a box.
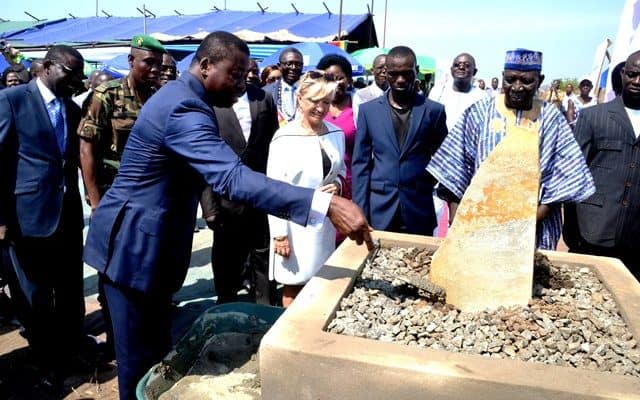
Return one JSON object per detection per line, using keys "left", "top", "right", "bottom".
{"left": 430, "top": 120, "right": 540, "bottom": 312}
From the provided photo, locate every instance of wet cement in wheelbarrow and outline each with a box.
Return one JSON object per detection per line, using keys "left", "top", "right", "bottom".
{"left": 159, "top": 331, "right": 263, "bottom": 399}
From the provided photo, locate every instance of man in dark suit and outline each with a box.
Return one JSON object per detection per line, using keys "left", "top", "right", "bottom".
{"left": 0, "top": 45, "right": 87, "bottom": 389}
{"left": 200, "top": 82, "right": 279, "bottom": 305}
{"left": 352, "top": 46, "right": 448, "bottom": 235}
{"left": 263, "top": 47, "right": 304, "bottom": 126}
{"left": 83, "top": 31, "right": 372, "bottom": 399}
{"left": 563, "top": 50, "right": 640, "bottom": 281}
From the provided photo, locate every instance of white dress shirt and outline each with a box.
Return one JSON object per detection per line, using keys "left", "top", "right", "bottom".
{"left": 36, "top": 77, "right": 67, "bottom": 148}
{"left": 232, "top": 92, "right": 252, "bottom": 142}
{"left": 280, "top": 80, "right": 298, "bottom": 121}
{"left": 428, "top": 83, "right": 488, "bottom": 130}
{"left": 352, "top": 83, "right": 385, "bottom": 126}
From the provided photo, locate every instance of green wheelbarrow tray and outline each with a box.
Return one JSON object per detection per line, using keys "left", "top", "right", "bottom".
{"left": 135, "top": 302, "right": 284, "bottom": 400}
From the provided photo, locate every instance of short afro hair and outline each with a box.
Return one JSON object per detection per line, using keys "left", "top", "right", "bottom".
{"left": 387, "top": 46, "right": 416, "bottom": 65}
{"left": 44, "top": 45, "right": 83, "bottom": 64}
{"left": 278, "top": 47, "right": 303, "bottom": 64}
{"left": 316, "top": 54, "right": 353, "bottom": 79}
{"left": 192, "top": 31, "right": 249, "bottom": 66}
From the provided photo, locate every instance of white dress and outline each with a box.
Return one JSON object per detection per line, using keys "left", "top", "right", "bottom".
{"left": 267, "top": 120, "right": 346, "bottom": 285}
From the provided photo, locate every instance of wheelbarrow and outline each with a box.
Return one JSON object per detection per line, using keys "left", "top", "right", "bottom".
{"left": 135, "top": 302, "right": 284, "bottom": 400}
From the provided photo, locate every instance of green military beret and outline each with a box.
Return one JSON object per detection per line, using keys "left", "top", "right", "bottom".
{"left": 130, "top": 34, "right": 167, "bottom": 54}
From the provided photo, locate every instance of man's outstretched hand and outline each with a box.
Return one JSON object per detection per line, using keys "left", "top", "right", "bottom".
{"left": 327, "top": 196, "right": 374, "bottom": 250}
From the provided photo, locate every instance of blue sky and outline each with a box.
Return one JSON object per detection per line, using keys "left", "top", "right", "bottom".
{"left": 2, "top": 0, "right": 626, "bottom": 80}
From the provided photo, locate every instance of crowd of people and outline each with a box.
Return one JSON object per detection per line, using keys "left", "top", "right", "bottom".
{"left": 1, "top": 31, "right": 639, "bottom": 399}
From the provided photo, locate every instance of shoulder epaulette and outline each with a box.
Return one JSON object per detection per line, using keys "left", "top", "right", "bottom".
{"left": 94, "top": 79, "right": 122, "bottom": 93}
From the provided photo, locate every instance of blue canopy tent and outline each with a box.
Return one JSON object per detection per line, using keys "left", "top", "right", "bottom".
{"left": 3, "top": 11, "right": 376, "bottom": 48}
{"left": 177, "top": 54, "right": 195, "bottom": 73}
{"left": 98, "top": 54, "right": 128, "bottom": 78}
{"left": 103, "top": 54, "right": 129, "bottom": 70}
{"left": 0, "top": 18, "right": 66, "bottom": 39}
{"left": 259, "top": 42, "right": 365, "bottom": 76}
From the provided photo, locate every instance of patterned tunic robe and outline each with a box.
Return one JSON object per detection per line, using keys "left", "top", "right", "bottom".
{"left": 427, "top": 95, "right": 595, "bottom": 249}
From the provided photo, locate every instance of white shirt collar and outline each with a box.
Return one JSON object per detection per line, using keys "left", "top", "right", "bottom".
{"left": 36, "top": 77, "right": 57, "bottom": 104}
{"left": 282, "top": 80, "right": 297, "bottom": 91}
{"left": 236, "top": 91, "right": 249, "bottom": 104}
{"left": 371, "top": 83, "right": 384, "bottom": 96}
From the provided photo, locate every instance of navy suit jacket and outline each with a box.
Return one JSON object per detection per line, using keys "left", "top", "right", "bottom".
{"left": 263, "top": 80, "right": 285, "bottom": 113}
{"left": 83, "top": 72, "right": 314, "bottom": 294}
{"left": 0, "top": 80, "right": 82, "bottom": 238}
{"left": 264, "top": 79, "right": 297, "bottom": 121}
{"left": 352, "top": 92, "right": 447, "bottom": 235}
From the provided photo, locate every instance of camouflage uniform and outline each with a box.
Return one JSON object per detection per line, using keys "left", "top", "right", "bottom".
{"left": 78, "top": 75, "right": 151, "bottom": 193}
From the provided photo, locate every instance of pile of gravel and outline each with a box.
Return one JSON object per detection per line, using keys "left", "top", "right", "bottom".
{"left": 326, "top": 247, "right": 640, "bottom": 377}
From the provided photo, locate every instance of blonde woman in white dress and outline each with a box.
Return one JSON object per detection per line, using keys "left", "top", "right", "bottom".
{"left": 267, "top": 71, "right": 347, "bottom": 307}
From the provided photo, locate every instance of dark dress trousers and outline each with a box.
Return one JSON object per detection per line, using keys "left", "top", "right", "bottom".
{"left": 563, "top": 97, "right": 640, "bottom": 280}
{"left": 200, "top": 84, "right": 279, "bottom": 304}
{"left": 0, "top": 80, "right": 85, "bottom": 372}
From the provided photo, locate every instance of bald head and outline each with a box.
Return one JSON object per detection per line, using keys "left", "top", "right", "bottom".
{"left": 625, "top": 50, "right": 640, "bottom": 68}
{"left": 91, "top": 71, "right": 113, "bottom": 89}
{"left": 454, "top": 52, "right": 476, "bottom": 65}
{"left": 371, "top": 53, "right": 388, "bottom": 90}
{"left": 29, "top": 58, "right": 45, "bottom": 78}
{"left": 621, "top": 50, "right": 640, "bottom": 108}
{"left": 450, "top": 52, "right": 477, "bottom": 93}
{"left": 373, "top": 54, "right": 386, "bottom": 66}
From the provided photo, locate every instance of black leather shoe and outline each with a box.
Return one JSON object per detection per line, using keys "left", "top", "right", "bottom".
{"left": 34, "top": 371, "right": 63, "bottom": 396}
{"left": 94, "top": 341, "right": 116, "bottom": 364}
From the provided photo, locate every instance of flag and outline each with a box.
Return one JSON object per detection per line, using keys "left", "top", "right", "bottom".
{"left": 606, "top": 0, "right": 640, "bottom": 101}
{"left": 328, "top": 40, "right": 347, "bottom": 50}
{"left": 586, "top": 38, "right": 611, "bottom": 100}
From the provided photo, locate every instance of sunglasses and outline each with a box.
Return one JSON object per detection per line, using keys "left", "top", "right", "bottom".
{"left": 55, "top": 62, "right": 86, "bottom": 80}
{"left": 306, "top": 70, "right": 337, "bottom": 82}
{"left": 452, "top": 62, "right": 473, "bottom": 70}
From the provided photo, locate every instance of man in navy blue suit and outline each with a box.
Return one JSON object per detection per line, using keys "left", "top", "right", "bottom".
{"left": 352, "top": 46, "right": 448, "bottom": 236}
{"left": 0, "top": 45, "right": 87, "bottom": 390}
{"left": 83, "top": 31, "right": 372, "bottom": 399}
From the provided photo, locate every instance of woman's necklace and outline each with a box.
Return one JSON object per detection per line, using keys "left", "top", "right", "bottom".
{"left": 329, "top": 104, "right": 342, "bottom": 119}
{"left": 329, "top": 94, "right": 350, "bottom": 119}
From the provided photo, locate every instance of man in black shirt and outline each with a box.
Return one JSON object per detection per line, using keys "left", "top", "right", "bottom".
{"left": 352, "top": 46, "right": 448, "bottom": 235}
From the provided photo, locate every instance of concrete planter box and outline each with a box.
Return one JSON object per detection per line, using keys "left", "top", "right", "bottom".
{"left": 260, "top": 231, "right": 640, "bottom": 399}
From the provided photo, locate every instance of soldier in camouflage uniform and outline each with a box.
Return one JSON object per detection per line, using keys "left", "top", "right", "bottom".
{"left": 78, "top": 34, "right": 166, "bottom": 213}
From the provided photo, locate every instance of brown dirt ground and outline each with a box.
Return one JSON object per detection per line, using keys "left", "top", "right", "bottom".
{"left": 0, "top": 299, "right": 120, "bottom": 400}
{"left": 0, "top": 234, "right": 570, "bottom": 400}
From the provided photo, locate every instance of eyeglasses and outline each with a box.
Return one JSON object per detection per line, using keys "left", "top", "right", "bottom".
{"left": 266, "top": 76, "right": 281, "bottom": 84}
{"left": 279, "top": 60, "right": 303, "bottom": 68}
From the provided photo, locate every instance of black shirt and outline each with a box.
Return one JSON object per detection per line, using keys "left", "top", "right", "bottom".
{"left": 390, "top": 102, "right": 412, "bottom": 148}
